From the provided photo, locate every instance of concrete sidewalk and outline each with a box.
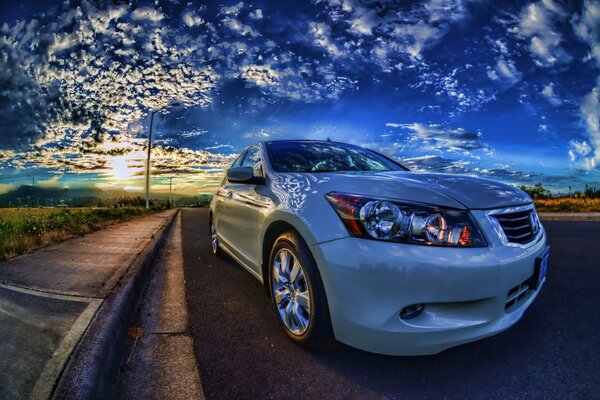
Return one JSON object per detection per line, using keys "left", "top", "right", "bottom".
{"left": 0, "top": 210, "right": 177, "bottom": 400}
{"left": 539, "top": 212, "right": 600, "bottom": 221}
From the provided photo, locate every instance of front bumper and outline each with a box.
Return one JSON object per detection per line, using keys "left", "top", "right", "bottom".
{"left": 310, "top": 226, "right": 547, "bottom": 356}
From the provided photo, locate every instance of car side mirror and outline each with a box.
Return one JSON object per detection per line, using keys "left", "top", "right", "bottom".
{"left": 227, "top": 167, "right": 265, "bottom": 184}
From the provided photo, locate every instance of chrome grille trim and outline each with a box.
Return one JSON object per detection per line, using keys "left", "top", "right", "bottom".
{"left": 496, "top": 215, "right": 529, "bottom": 222}
{"left": 495, "top": 210, "right": 535, "bottom": 243}
{"left": 485, "top": 204, "right": 543, "bottom": 247}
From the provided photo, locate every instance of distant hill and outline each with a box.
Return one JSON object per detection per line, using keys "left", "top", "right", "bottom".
{"left": 0, "top": 185, "right": 105, "bottom": 207}
{"left": 0, "top": 185, "right": 214, "bottom": 207}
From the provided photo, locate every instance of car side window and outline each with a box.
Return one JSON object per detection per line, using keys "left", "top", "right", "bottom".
{"left": 240, "top": 146, "right": 263, "bottom": 177}
{"left": 241, "top": 146, "right": 260, "bottom": 168}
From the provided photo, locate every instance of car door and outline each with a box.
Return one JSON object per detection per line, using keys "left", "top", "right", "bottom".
{"left": 221, "top": 146, "right": 266, "bottom": 273}
{"left": 214, "top": 151, "right": 245, "bottom": 249}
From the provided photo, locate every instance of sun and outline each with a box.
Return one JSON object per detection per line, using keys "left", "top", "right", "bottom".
{"left": 106, "top": 154, "right": 142, "bottom": 180}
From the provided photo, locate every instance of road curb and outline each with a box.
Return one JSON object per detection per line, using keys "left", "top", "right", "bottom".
{"left": 539, "top": 213, "right": 600, "bottom": 221}
{"left": 52, "top": 209, "right": 179, "bottom": 400}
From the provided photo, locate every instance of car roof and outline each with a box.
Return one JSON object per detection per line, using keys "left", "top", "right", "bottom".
{"left": 262, "top": 139, "right": 355, "bottom": 146}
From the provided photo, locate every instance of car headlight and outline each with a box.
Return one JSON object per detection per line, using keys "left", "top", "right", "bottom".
{"left": 325, "top": 192, "right": 487, "bottom": 247}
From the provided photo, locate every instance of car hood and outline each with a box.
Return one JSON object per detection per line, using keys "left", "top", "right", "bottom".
{"left": 292, "top": 171, "right": 532, "bottom": 210}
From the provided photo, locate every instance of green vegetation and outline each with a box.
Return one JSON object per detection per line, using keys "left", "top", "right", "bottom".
{"left": 518, "top": 183, "right": 553, "bottom": 199}
{"left": 0, "top": 206, "right": 160, "bottom": 261}
{"left": 533, "top": 198, "right": 600, "bottom": 213}
{"left": 0, "top": 187, "right": 214, "bottom": 208}
{"left": 518, "top": 183, "right": 600, "bottom": 213}
{"left": 519, "top": 183, "right": 600, "bottom": 200}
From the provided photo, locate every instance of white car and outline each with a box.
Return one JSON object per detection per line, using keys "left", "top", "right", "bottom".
{"left": 209, "top": 140, "right": 549, "bottom": 355}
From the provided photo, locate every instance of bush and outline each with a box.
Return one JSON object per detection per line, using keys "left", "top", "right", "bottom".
{"left": 534, "top": 198, "right": 600, "bottom": 213}
{"left": 519, "top": 183, "right": 552, "bottom": 199}
{"left": 0, "top": 207, "right": 155, "bottom": 261}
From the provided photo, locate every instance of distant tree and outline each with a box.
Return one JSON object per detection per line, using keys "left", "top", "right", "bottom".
{"left": 585, "top": 185, "right": 599, "bottom": 199}
{"left": 519, "top": 183, "right": 552, "bottom": 199}
{"left": 197, "top": 194, "right": 213, "bottom": 207}
{"left": 113, "top": 196, "right": 145, "bottom": 208}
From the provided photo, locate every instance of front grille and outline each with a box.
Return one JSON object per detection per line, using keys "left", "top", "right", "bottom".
{"left": 493, "top": 209, "right": 537, "bottom": 244}
{"left": 505, "top": 280, "right": 530, "bottom": 310}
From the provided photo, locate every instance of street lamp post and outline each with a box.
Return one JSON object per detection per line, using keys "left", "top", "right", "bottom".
{"left": 145, "top": 102, "right": 181, "bottom": 209}
{"left": 169, "top": 176, "right": 173, "bottom": 208}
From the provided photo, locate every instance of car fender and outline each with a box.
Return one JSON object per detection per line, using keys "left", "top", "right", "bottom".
{"left": 259, "top": 206, "right": 348, "bottom": 268}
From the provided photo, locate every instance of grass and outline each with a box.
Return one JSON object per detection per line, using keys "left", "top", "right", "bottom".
{"left": 0, "top": 207, "right": 158, "bottom": 261}
{"left": 534, "top": 198, "right": 600, "bottom": 213}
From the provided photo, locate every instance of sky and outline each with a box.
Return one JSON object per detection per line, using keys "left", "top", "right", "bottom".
{"left": 0, "top": 0, "right": 599, "bottom": 196}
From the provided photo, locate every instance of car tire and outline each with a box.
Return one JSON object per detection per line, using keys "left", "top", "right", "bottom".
{"left": 268, "top": 231, "right": 332, "bottom": 349}
{"left": 209, "top": 216, "right": 224, "bottom": 257}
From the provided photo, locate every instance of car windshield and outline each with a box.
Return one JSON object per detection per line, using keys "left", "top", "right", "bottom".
{"left": 267, "top": 141, "right": 407, "bottom": 173}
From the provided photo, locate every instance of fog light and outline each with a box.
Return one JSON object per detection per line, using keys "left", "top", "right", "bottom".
{"left": 400, "top": 304, "right": 424, "bottom": 320}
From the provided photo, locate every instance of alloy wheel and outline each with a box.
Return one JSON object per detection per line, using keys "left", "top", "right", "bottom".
{"left": 210, "top": 220, "right": 218, "bottom": 254}
{"left": 271, "top": 248, "right": 311, "bottom": 335}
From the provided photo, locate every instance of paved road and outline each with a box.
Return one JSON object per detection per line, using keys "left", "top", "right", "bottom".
{"left": 117, "top": 212, "right": 204, "bottom": 400}
{"left": 182, "top": 208, "right": 600, "bottom": 399}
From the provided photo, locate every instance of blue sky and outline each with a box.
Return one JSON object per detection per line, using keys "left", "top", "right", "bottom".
{"left": 0, "top": 0, "right": 599, "bottom": 195}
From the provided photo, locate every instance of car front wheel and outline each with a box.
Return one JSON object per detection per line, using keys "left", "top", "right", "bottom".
{"left": 269, "top": 231, "right": 332, "bottom": 349}
{"left": 210, "top": 216, "right": 223, "bottom": 257}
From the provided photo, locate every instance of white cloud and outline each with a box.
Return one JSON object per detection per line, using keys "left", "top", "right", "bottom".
{"left": 220, "top": 2, "right": 244, "bottom": 16}
{"left": 315, "top": 0, "right": 475, "bottom": 62}
{"left": 182, "top": 11, "right": 204, "bottom": 27}
{"left": 179, "top": 129, "right": 208, "bottom": 138}
{"left": 541, "top": 83, "right": 561, "bottom": 105}
{"left": 494, "top": 39, "right": 509, "bottom": 55}
{"left": 413, "top": 67, "right": 495, "bottom": 111}
{"left": 0, "top": 1, "right": 221, "bottom": 171}
{"left": 47, "top": 32, "right": 80, "bottom": 55}
{"left": 568, "top": 83, "right": 600, "bottom": 170}
{"left": 568, "top": 140, "right": 592, "bottom": 160}
{"left": 241, "top": 65, "right": 279, "bottom": 87}
{"left": 487, "top": 70, "right": 499, "bottom": 80}
{"left": 249, "top": 9, "right": 263, "bottom": 20}
{"left": 425, "top": 0, "right": 469, "bottom": 22}
{"left": 238, "top": 58, "right": 357, "bottom": 102}
{"left": 540, "top": 0, "right": 567, "bottom": 16}
{"left": 570, "top": 2, "right": 600, "bottom": 170}
{"left": 487, "top": 58, "right": 521, "bottom": 85}
{"left": 387, "top": 123, "right": 491, "bottom": 155}
{"left": 131, "top": 7, "right": 164, "bottom": 22}
{"left": 309, "top": 22, "right": 345, "bottom": 58}
{"left": 0, "top": 183, "right": 15, "bottom": 194}
{"left": 392, "top": 21, "right": 439, "bottom": 59}
{"left": 0, "top": 0, "right": 368, "bottom": 181}
{"left": 579, "top": 84, "right": 600, "bottom": 168}
{"left": 222, "top": 17, "right": 259, "bottom": 37}
{"left": 572, "top": 0, "right": 600, "bottom": 65}
{"left": 242, "top": 128, "right": 283, "bottom": 139}
{"left": 514, "top": 0, "right": 571, "bottom": 66}
{"left": 348, "top": 8, "right": 376, "bottom": 36}
{"left": 38, "top": 175, "right": 63, "bottom": 188}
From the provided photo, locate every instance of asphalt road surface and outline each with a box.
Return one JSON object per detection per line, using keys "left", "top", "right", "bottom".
{"left": 182, "top": 208, "right": 600, "bottom": 400}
